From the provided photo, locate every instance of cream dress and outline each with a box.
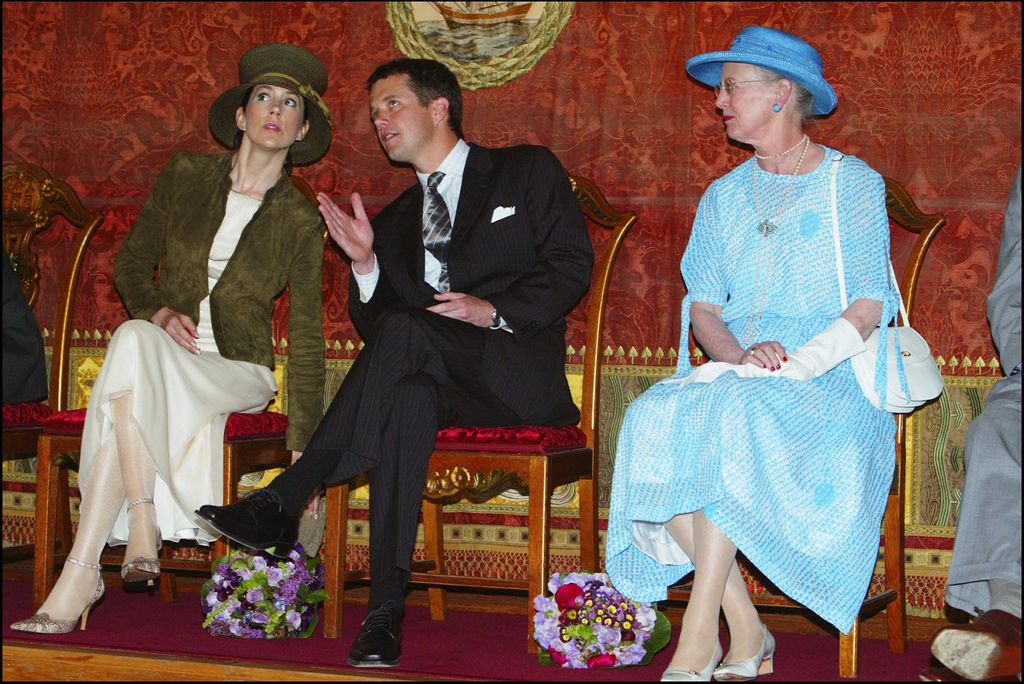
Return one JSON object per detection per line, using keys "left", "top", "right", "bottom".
{"left": 77, "top": 191, "right": 277, "bottom": 545}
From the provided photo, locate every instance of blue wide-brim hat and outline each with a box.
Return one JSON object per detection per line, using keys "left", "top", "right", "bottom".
{"left": 685, "top": 26, "right": 837, "bottom": 116}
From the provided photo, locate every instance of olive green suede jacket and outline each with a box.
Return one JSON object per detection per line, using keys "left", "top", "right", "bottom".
{"left": 113, "top": 151, "right": 325, "bottom": 451}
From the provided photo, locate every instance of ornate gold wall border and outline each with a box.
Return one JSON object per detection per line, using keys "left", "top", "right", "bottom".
{"left": 56, "top": 332, "right": 1001, "bottom": 376}
{"left": 906, "top": 374, "right": 998, "bottom": 538}
{"left": 53, "top": 342, "right": 994, "bottom": 529}
{"left": 4, "top": 342, "right": 1002, "bottom": 616}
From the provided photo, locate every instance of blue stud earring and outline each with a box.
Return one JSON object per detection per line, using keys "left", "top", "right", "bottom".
{"left": 772, "top": 103, "right": 782, "bottom": 113}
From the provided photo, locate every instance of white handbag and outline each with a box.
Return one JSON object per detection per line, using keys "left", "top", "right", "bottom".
{"left": 828, "top": 156, "right": 943, "bottom": 413}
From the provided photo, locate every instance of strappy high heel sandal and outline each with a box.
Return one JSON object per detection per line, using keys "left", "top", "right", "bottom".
{"left": 10, "top": 557, "right": 105, "bottom": 633}
{"left": 121, "top": 497, "right": 162, "bottom": 586}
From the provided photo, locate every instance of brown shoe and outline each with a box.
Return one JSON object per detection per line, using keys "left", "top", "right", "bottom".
{"left": 920, "top": 664, "right": 1019, "bottom": 682}
{"left": 931, "top": 609, "right": 1022, "bottom": 680}
{"left": 920, "top": 665, "right": 967, "bottom": 681}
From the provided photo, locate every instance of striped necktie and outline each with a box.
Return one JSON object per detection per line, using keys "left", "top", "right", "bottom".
{"left": 422, "top": 171, "right": 452, "bottom": 292}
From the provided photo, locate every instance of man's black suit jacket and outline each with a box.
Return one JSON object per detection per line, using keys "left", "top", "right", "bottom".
{"left": 348, "top": 143, "right": 594, "bottom": 426}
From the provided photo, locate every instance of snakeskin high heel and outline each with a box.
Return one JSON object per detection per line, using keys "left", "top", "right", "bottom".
{"left": 10, "top": 557, "right": 105, "bottom": 633}
{"left": 121, "top": 497, "right": 161, "bottom": 586}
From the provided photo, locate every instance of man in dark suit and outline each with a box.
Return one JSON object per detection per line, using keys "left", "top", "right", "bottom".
{"left": 197, "top": 58, "right": 593, "bottom": 667}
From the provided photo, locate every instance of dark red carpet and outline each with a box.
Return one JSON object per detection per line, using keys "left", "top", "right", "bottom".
{"left": 3, "top": 578, "right": 934, "bottom": 680}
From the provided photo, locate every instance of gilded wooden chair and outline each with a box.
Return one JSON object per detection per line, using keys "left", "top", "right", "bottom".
{"left": 2, "top": 162, "right": 104, "bottom": 563}
{"left": 321, "top": 174, "right": 638, "bottom": 649}
{"left": 668, "top": 176, "right": 946, "bottom": 678}
{"left": 31, "top": 174, "right": 319, "bottom": 608}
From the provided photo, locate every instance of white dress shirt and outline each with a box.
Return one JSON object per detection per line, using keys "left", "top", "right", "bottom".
{"left": 353, "top": 139, "right": 470, "bottom": 301}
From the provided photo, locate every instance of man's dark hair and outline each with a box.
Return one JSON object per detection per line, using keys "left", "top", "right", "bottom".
{"left": 367, "top": 58, "right": 464, "bottom": 140}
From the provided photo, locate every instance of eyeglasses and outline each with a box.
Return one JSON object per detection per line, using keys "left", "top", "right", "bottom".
{"left": 713, "top": 78, "right": 775, "bottom": 98}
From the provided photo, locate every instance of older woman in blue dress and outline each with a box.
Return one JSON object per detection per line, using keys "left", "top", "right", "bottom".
{"left": 605, "top": 27, "right": 899, "bottom": 680}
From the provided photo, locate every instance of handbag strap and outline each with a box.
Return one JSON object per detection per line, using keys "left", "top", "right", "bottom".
{"left": 828, "top": 154, "right": 910, "bottom": 324}
{"left": 828, "top": 154, "right": 849, "bottom": 307}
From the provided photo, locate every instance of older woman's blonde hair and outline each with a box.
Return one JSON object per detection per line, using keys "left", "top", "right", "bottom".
{"left": 749, "top": 64, "right": 815, "bottom": 119}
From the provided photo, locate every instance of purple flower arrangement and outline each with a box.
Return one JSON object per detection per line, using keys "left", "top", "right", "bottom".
{"left": 201, "top": 542, "right": 328, "bottom": 639}
{"left": 533, "top": 572, "right": 669, "bottom": 669}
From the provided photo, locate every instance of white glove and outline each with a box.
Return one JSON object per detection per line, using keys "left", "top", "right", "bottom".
{"left": 777, "top": 317, "right": 867, "bottom": 381}
{"left": 664, "top": 360, "right": 774, "bottom": 387}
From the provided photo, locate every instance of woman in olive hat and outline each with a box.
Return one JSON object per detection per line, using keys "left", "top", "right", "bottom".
{"left": 13, "top": 42, "right": 331, "bottom": 634}
{"left": 606, "top": 26, "right": 900, "bottom": 680}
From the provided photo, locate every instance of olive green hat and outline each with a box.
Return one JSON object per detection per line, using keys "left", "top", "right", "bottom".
{"left": 208, "top": 42, "right": 332, "bottom": 165}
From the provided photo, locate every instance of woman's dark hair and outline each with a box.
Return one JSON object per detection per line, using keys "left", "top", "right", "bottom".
{"left": 366, "top": 58, "right": 464, "bottom": 139}
{"left": 232, "top": 85, "right": 310, "bottom": 174}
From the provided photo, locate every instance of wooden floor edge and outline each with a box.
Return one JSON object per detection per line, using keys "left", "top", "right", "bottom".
{"left": 1, "top": 641, "right": 480, "bottom": 682}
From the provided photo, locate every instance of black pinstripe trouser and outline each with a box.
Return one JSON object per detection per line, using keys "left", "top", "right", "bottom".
{"left": 270, "top": 307, "right": 520, "bottom": 608}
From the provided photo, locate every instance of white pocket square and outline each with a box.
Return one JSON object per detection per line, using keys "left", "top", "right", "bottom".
{"left": 491, "top": 205, "right": 516, "bottom": 223}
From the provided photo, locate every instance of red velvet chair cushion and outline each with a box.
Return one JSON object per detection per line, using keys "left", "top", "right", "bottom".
{"left": 434, "top": 425, "right": 587, "bottom": 454}
{"left": 40, "top": 407, "right": 288, "bottom": 441}
{"left": 2, "top": 401, "right": 53, "bottom": 428}
{"left": 224, "top": 411, "right": 288, "bottom": 441}
{"left": 40, "top": 408, "right": 86, "bottom": 435}
{"left": 40, "top": 411, "right": 578, "bottom": 451}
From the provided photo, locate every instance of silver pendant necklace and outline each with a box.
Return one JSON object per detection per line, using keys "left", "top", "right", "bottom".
{"left": 739, "top": 135, "right": 814, "bottom": 346}
{"left": 752, "top": 135, "right": 810, "bottom": 238}
{"left": 756, "top": 218, "right": 778, "bottom": 237}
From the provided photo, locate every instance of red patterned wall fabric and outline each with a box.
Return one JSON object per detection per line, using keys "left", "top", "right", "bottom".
{"left": 3, "top": 2, "right": 1021, "bottom": 361}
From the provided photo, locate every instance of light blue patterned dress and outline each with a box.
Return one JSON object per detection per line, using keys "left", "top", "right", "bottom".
{"left": 605, "top": 148, "right": 899, "bottom": 633}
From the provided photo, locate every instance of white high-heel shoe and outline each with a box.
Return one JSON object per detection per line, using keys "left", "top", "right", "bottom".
{"left": 662, "top": 641, "right": 723, "bottom": 681}
{"left": 713, "top": 624, "right": 776, "bottom": 681}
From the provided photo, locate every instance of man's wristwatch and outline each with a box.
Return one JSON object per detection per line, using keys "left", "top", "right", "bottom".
{"left": 489, "top": 307, "right": 502, "bottom": 329}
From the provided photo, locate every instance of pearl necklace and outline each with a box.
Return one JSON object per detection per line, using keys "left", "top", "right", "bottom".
{"left": 752, "top": 135, "right": 810, "bottom": 237}
{"left": 753, "top": 133, "right": 808, "bottom": 160}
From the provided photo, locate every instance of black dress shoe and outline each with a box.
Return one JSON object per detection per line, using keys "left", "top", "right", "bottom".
{"left": 347, "top": 601, "right": 402, "bottom": 668}
{"left": 195, "top": 489, "right": 296, "bottom": 557}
